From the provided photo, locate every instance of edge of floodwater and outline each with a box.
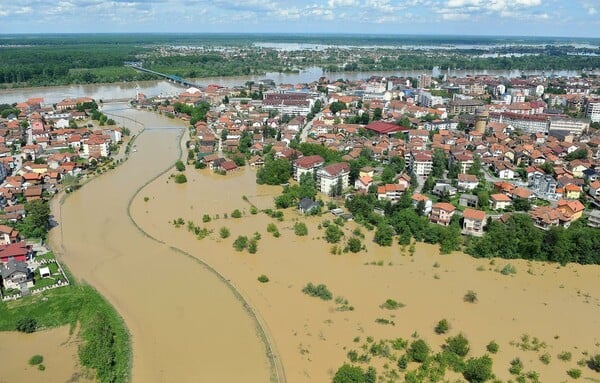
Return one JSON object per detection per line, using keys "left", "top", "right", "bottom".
{"left": 117, "top": 106, "right": 286, "bottom": 383}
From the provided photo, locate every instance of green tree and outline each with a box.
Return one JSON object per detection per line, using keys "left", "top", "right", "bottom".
{"left": 19, "top": 200, "right": 50, "bottom": 239}
{"left": 381, "top": 166, "right": 396, "bottom": 184}
{"left": 256, "top": 159, "right": 291, "bottom": 185}
{"left": 175, "top": 160, "right": 185, "bottom": 171}
{"left": 434, "top": 319, "right": 449, "bottom": 334}
{"left": 432, "top": 148, "right": 447, "bottom": 178}
{"left": 374, "top": 224, "right": 394, "bottom": 246}
{"left": 463, "top": 355, "right": 493, "bottom": 383}
{"left": 346, "top": 237, "right": 362, "bottom": 253}
{"left": 294, "top": 222, "right": 308, "bottom": 236}
{"left": 325, "top": 224, "right": 344, "bottom": 243}
{"left": 332, "top": 364, "right": 368, "bottom": 383}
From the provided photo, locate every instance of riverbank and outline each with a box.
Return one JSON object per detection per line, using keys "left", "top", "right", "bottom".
{"left": 49, "top": 104, "right": 274, "bottom": 382}
{"left": 130, "top": 152, "right": 600, "bottom": 382}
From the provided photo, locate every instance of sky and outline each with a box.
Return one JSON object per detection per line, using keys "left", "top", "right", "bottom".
{"left": 0, "top": 0, "right": 599, "bottom": 38}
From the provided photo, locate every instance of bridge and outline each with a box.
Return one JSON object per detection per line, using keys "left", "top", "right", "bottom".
{"left": 126, "top": 63, "right": 200, "bottom": 88}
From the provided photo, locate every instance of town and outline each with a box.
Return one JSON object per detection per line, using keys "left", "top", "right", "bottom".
{"left": 2, "top": 70, "right": 600, "bottom": 298}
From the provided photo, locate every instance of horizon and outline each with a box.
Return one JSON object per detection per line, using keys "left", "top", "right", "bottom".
{"left": 0, "top": 1, "right": 598, "bottom": 38}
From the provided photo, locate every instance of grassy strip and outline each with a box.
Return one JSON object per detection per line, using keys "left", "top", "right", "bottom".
{"left": 0, "top": 284, "right": 130, "bottom": 382}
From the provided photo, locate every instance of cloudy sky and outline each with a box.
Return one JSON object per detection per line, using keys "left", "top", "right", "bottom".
{"left": 0, "top": 0, "right": 598, "bottom": 37}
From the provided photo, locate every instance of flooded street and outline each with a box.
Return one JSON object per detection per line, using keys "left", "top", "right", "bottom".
{"left": 48, "top": 104, "right": 272, "bottom": 383}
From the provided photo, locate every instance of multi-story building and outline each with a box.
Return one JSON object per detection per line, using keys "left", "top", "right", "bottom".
{"left": 548, "top": 117, "right": 589, "bottom": 136}
{"left": 586, "top": 98, "right": 600, "bottom": 123}
{"left": 409, "top": 150, "right": 433, "bottom": 176}
{"left": 429, "top": 202, "right": 456, "bottom": 226}
{"left": 489, "top": 112, "right": 549, "bottom": 134}
{"left": 317, "top": 163, "right": 350, "bottom": 195}
{"left": 292, "top": 155, "right": 324, "bottom": 181}
{"left": 462, "top": 208, "right": 486, "bottom": 236}
{"left": 448, "top": 99, "right": 484, "bottom": 115}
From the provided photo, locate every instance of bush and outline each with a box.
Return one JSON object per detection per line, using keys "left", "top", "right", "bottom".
{"left": 219, "top": 227, "right": 230, "bottom": 239}
{"left": 202, "top": 214, "right": 211, "bottom": 223}
{"left": 408, "top": 339, "right": 430, "bottom": 363}
{"left": 175, "top": 160, "right": 185, "bottom": 171}
{"left": 434, "top": 319, "right": 449, "bottom": 334}
{"left": 250, "top": 206, "right": 258, "bottom": 215}
{"left": 486, "top": 341, "right": 499, "bottom": 354}
{"left": 16, "top": 318, "right": 37, "bottom": 333}
{"left": 325, "top": 224, "right": 344, "bottom": 243}
{"left": 294, "top": 222, "right": 308, "bottom": 236}
{"left": 302, "top": 282, "right": 333, "bottom": 301}
{"left": 346, "top": 237, "right": 362, "bottom": 253}
{"left": 248, "top": 239, "right": 258, "bottom": 254}
{"left": 257, "top": 275, "right": 269, "bottom": 283}
{"left": 567, "top": 368, "right": 581, "bottom": 379}
{"left": 445, "top": 333, "right": 470, "bottom": 357}
{"left": 558, "top": 351, "right": 572, "bottom": 362}
{"left": 509, "top": 358, "right": 523, "bottom": 375}
{"left": 463, "top": 355, "right": 494, "bottom": 383}
{"left": 174, "top": 173, "right": 187, "bottom": 184}
{"left": 233, "top": 236, "right": 248, "bottom": 251}
{"left": 540, "top": 352, "right": 551, "bottom": 365}
{"left": 29, "top": 355, "right": 44, "bottom": 365}
{"left": 500, "top": 263, "right": 517, "bottom": 275}
{"left": 380, "top": 299, "right": 405, "bottom": 310}
{"left": 464, "top": 290, "right": 478, "bottom": 303}
{"left": 231, "top": 209, "right": 242, "bottom": 218}
{"left": 591, "top": 354, "right": 600, "bottom": 371}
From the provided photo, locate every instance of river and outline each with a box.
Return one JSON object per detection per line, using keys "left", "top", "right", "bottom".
{"left": 0, "top": 66, "right": 592, "bottom": 105}
{"left": 48, "top": 103, "right": 273, "bottom": 383}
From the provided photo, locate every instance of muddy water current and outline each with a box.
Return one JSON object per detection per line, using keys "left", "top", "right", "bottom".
{"left": 48, "top": 104, "right": 273, "bottom": 383}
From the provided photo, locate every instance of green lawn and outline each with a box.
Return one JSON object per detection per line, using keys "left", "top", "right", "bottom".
{"left": 0, "top": 284, "right": 130, "bottom": 382}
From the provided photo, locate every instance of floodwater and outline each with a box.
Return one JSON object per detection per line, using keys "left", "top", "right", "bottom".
{"left": 48, "top": 103, "right": 272, "bottom": 383}
{"left": 0, "top": 66, "right": 591, "bottom": 105}
{"left": 0, "top": 325, "right": 93, "bottom": 383}
{"left": 131, "top": 149, "right": 600, "bottom": 382}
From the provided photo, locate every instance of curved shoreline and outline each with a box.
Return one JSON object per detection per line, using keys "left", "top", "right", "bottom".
{"left": 123, "top": 116, "right": 286, "bottom": 383}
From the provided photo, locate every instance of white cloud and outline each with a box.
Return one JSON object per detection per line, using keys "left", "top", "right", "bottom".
{"left": 589, "top": 7, "right": 597, "bottom": 15}
{"left": 327, "top": 0, "right": 358, "bottom": 8}
{"left": 442, "top": 12, "right": 470, "bottom": 20}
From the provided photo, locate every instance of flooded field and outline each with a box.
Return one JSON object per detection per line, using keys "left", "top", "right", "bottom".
{"left": 43, "top": 104, "right": 600, "bottom": 383}
{"left": 0, "top": 325, "right": 93, "bottom": 383}
{"left": 48, "top": 105, "right": 272, "bottom": 382}
{"left": 131, "top": 151, "right": 600, "bottom": 382}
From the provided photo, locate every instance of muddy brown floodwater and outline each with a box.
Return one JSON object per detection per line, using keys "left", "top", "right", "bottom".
{"left": 130, "top": 120, "right": 600, "bottom": 382}
{"left": 51, "top": 104, "right": 600, "bottom": 383}
{"left": 49, "top": 103, "right": 272, "bottom": 383}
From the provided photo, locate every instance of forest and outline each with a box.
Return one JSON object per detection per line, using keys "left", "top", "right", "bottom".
{"left": 0, "top": 34, "right": 598, "bottom": 87}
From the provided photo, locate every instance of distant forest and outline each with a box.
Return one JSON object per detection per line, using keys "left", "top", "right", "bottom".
{"left": 0, "top": 34, "right": 599, "bottom": 87}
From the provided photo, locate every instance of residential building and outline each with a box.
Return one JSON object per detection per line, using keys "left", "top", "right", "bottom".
{"left": 448, "top": 99, "right": 484, "bottom": 114}
{"left": 317, "top": 163, "right": 350, "bottom": 195}
{"left": 457, "top": 174, "right": 479, "bottom": 191}
{"left": 0, "top": 242, "right": 33, "bottom": 263}
{"left": 292, "top": 155, "right": 324, "bottom": 181}
{"left": 589, "top": 180, "right": 600, "bottom": 198}
{"left": 462, "top": 208, "right": 486, "bottom": 236}
{"left": 586, "top": 98, "right": 600, "bottom": 123}
{"left": 588, "top": 210, "right": 600, "bottom": 228}
{"left": 354, "top": 175, "right": 373, "bottom": 191}
{"left": 412, "top": 193, "right": 432, "bottom": 214}
{"left": 1, "top": 259, "right": 33, "bottom": 290}
{"left": 548, "top": 117, "right": 589, "bottom": 136}
{"left": 459, "top": 194, "right": 479, "bottom": 208}
{"left": 377, "top": 184, "right": 406, "bottom": 203}
{"left": 490, "top": 193, "right": 512, "bottom": 210}
{"left": 0, "top": 225, "right": 20, "bottom": 245}
{"left": 429, "top": 202, "right": 456, "bottom": 226}
{"left": 409, "top": 151, "right": 433, "bottom": 176}
{"left": 557, "top": 199, "right": 585, "bottom": 222}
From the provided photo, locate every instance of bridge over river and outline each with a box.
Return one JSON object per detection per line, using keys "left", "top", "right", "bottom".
{"left": 126, "top": 64, "right": 201, "bottom": 88}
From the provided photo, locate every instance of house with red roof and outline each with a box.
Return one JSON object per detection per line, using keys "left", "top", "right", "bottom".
{"left": 377, "top": 183, "right": 405, "bottom": 203}
{"left": 462, "top": 208, "right": 486, "bottom": 236}
{"left": 317, "top": 163, "right": 349, "bottom": 195}
{"left": 429, "top": 202, "right": 456, "bottom": 226}
{"left": 0, "top": 241, "right": 33, "bottom": 263}
{"left": 293, "top": 155, "right": 324, "bottom": 181}
{"left": 364, "top": 121, "right": 408, "bottom": 136}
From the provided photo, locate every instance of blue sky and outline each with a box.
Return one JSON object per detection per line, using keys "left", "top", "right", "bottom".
{"left": 0, "top": 0, "right": 598, "bottom": 37}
